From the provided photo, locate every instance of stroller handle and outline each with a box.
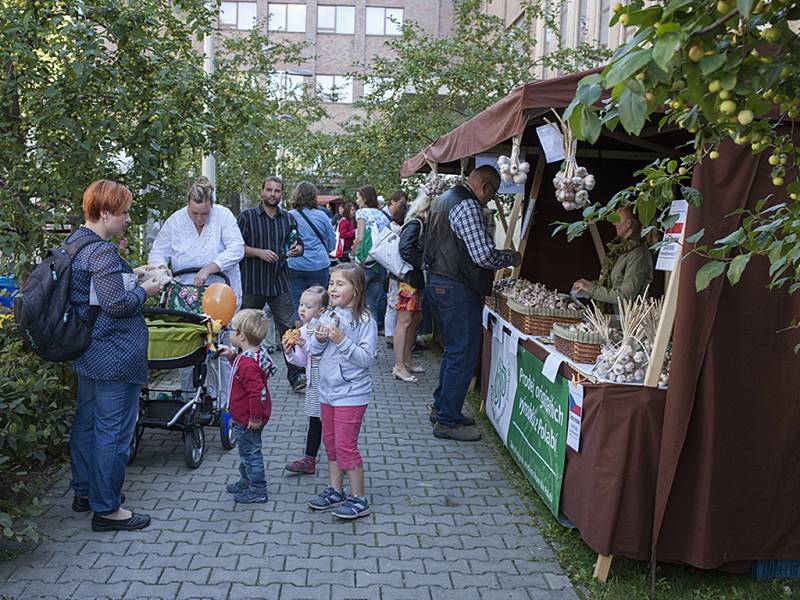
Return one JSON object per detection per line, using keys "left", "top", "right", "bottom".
{"left": 171, "top": 268, "right": 231, "bottom": 286}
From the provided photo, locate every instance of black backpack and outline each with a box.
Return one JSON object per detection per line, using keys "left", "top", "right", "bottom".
{"left": 13, "top": 235, "right": 104, "bottom": 362}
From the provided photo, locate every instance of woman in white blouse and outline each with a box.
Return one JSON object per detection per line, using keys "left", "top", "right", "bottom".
{"left": 149, "top": 177, "right": 245, "bottom": 403}
{"left": 149, "top": 177, "right": 245, "bottom": 304}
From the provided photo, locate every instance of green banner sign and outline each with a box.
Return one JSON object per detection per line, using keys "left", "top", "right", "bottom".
{"left": 505, "top": 346, "right": 569, "bottom": 517}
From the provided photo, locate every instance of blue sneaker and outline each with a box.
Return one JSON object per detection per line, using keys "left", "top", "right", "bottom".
{"left": 233, "top": 488, "right": 268, "bottom": 504}
{"left": 307, "top": 486, "right": 346, "bottom": 511}
{"left": 332, "top": 495, "right": 370, "bottom": 520}
{"left": 226, "top": 479, "right": 249, "bottom": 494}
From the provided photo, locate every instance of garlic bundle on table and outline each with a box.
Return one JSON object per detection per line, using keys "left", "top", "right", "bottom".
{"left": 502, "top": 279, "right": 582, "bottom": 311}
{"left": 497, "top": 155, "right": 531, "bottom": 186}
{"left": 592, "top": 294, "right": 664, "bottom": 385}
{"left": 554, "top": 165, "right": 596, "bottom": 211}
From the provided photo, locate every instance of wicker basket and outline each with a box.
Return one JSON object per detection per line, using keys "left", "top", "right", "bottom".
{"left": 552, "top": 323, "right": 603, "bottom": 364}
{"left": 507, "top": 299, "right": 583, "bottom": 336}
{"left": 496, "top": 291, "right": 512, "bottom": 322}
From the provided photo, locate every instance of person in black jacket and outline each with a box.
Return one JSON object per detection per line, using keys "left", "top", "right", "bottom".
{"left": 392, "top": 192, "right": 430, "bottom": 382}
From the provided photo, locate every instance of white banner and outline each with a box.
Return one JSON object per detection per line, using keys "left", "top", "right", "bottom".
{"left": 486, "top": 327, "right": 518, "bottom": 443}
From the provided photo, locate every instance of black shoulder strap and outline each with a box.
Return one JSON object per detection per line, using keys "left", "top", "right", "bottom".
{"left": 296, "top": 210, "right": 327, "bottom": 247}
{"left": 64, "top": 233, "right": 106, "bottom": 261}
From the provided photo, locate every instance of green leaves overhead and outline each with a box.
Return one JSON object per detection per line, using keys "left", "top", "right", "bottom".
{"left": 564, "top": 0, "right": 800, "bottom": 300}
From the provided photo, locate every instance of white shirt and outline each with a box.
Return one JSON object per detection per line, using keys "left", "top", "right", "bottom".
{"left": 149, "top": 205, "right": 245, "bottom": 303}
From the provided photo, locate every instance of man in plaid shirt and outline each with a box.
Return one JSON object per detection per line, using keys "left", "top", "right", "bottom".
{"left": 423, "top": 166, "right": 521, "bottom": 442}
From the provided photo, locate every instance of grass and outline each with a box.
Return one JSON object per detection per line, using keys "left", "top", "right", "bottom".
{"left": 464, "top": 391, "right": 799, "bottom": 600}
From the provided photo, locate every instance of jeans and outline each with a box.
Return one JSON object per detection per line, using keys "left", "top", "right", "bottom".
{"left": 288, "top": 267, "right": 330, "bottom": 323}
{"left": 70, "top": 376, "right": 140, "bottom": 514}
{"left": 233, "top": 424, "right": 267, "bottom": 494}
{"left": 425, "top": 274, "right": 482, "bottom": 427}
{"left": 242, "top": 292, "right": 303, "bottom": 384}
{"left": 364, "top": 264, "right": 387, "bottom": 330}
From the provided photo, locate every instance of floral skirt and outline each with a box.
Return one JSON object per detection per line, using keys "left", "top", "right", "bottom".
{"left": 396, "top": 282, "right": 421, "bottom": 312}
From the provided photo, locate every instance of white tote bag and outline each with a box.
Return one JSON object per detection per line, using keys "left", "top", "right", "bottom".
{"left": 367, "top": 219, "right": 421, "bottom": 278}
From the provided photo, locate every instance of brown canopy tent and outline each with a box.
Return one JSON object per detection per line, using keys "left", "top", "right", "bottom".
{"left": 403, "top": 69, "right": 800, "bottom": 572}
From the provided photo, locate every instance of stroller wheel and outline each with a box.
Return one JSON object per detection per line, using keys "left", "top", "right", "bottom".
{"left": 183, "top": 427, "right": 205, "bottom": 469}
{"left": 219, "top": 410, "right": 237, "bottom": 450}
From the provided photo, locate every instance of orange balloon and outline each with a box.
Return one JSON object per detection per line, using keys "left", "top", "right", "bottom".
{"left": 201, "top": 283, "right": 236, "bottom": 325}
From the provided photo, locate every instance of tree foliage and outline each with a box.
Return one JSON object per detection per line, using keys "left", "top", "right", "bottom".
{"left": 0, "top": 0, "right": 216, "bottom": 274}
{"left": 327, "top": 0, "right": 611, "bottom": 196}
{"left": 565, "top": 0, "right": 800, "bottom": 296}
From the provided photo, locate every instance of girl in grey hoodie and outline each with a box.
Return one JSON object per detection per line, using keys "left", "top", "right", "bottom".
{"left": 306, "top": 263, "right": 377, "bottom": 520}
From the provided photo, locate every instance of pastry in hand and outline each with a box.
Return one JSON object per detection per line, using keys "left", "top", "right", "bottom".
{"left": 282, "top": 328, "right": 301, "bottom": 346}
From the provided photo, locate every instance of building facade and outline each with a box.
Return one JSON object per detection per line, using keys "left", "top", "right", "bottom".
{"left": 216, "top": 1, "right": 454, "bottom": 132}
{"left": 484, "top": 0, "right": 633, "bottom": 78}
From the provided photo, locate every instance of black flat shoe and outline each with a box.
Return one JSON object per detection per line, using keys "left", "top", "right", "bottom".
{"left": 91, "top": 512, "right": 150, "bottom": 532}
{"left": 72, "top": 494, "right": 125, "bottom": 513}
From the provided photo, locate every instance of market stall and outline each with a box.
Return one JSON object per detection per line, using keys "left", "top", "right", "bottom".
{"left": 401, "top": 69, "right": 800, "bottom": 578}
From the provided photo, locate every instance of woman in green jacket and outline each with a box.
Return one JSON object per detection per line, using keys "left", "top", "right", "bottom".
{"left": 573, "top": 207, "right": 653, "bottom": 306}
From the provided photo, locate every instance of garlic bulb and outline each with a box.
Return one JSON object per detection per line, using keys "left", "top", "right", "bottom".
{"left": 553, "top": 161, "right": 594, "bottom": 210}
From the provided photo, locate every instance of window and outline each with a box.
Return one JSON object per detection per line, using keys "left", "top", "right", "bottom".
{"left": 362, "top": 77, "right": 394, "bottom": 101}
{"left": 317, "top": 5, "right": 355, "bottom": 34}
{"left": 365, "top": 7, "right": 403, "bottom": 36}
{"left": 267, "top": 3, "right": 306, "bottom": 32}
{"left": 270, "top": 71, "right": 308, "bottom": 100}
{"left": 316, "top": 74, "right": 353, "bottom": 103}
{"left": 220, "top": 2, "right": 257, "bottom": 30}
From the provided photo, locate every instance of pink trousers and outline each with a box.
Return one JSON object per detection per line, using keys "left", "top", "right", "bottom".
{"left": 320, "top": 404, "right": 367, "bottom": 470}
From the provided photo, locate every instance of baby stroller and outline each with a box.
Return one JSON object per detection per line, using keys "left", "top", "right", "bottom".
{"left": 128, "top": 269, "right": 236, "bottom": 469}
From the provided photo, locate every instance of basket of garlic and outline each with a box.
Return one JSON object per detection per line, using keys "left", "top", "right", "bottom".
{"left": 491, "top": 277, "right": 518, "bottom": 320}
{"left": 592, "top": 294, "right": 665, "bottom": 385}
{"left": 553, "top": 322, "right": 605, "bottom": 364}
{"left": 504, "top": 280, "right": 584, "bottom": 336}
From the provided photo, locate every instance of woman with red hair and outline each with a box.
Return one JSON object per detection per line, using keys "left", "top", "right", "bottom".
{"left": 67, "top": 180, "right": 162, "bottom": 531}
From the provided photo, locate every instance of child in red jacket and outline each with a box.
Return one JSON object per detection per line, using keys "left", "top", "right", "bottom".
{"left": 220, "top": 309, "right": 276, "bottom": 503}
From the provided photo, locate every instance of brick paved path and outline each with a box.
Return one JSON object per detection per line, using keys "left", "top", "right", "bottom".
{"left": 0, "top": 344, "right": 577, "bottom": 600}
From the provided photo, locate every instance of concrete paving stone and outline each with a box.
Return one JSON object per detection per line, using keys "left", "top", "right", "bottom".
{"left": 245, "top": 531, "right": 289, "bottom": 546}
{"left": 329, "top": 584, "right": 383, "bottom": 600}
{"left": 544, "top": 572, "right": 573, "bottom": 590}
{"left": 72, "top": 580, "right": 127, "bottom": 599}
{"left": 208, "top": 567, "right": 258, "bottom": 586}
{"left": 279, "top": 584, "right": 332, "bottom": 600}
{"left": 497, "top": 573, "right": 550, "bottom": 590}
{"left": 158, "top": 530, "right": 204, "bottom": 545}
{"left": 379, "top": 557, "right": 425, "bottom": 574}
{"left": 402, "top": 572, "right": 453, "bottom": 588}
{"left": 188, "top": 554, "right": 238, "bottom": 570}
{"left": 175, "top": 581, "right": 231, "bottom": 600}
{"left": 423, "top": 559, "right": 469, "bottom": 574}
{"left": 425, "top": 588, "right": 482, "bottom": 600}
{"left": 356, "top": 570, "right": 402, "bottom": 588}
{"left": 271, "top": 544, "right": 310, "bottom": 560}
{"left": 467, "top": 558, "right": 519, "bottom": 575}
{"left": 477, "top": 588, "right": 532, "bottom": 600}
{"left": 122, "top": 582, "right": 182, "bottom": 599}
{"left": 127, "top": 541, "right": 176, "bottom": 557}
{"left": 460, "top": 535, "right": 506, "bottom": 550}
{"left": 512, "top": 559, "right": 562, "bottom": 574}
{"left": 228, "top": 582, "right": 281, "bottom": 600}
{"left": 311, "top": 544, "right": 355, "bottom": 559}
{"left": 56, "top": 565, "right": 115, "bottom": 583}
{"left": 306, "top": 568, "right": 356, "bottom": 587}
{"left": 0, "top": 580, "right": 29, "bottom": 599}
{"left": 237, "top": 553, "right": 282, "bottom": 571}
{"left": 159, "top": 567, "right": 210, "bottom": 584}
{"left": 109, "top": 566, "right": 163, "bottom": 584}
{"left": 141, "top": 554, "right": 193, "bottom": 570}
{"left": 257, "top": 568, "right": 307, "bottom": 587}
{"left": 4, "top": 565, "right": 64, "bottom": 582}
{"left": 380, "top": 587, "right": 433, "bottom": 600}
{"left": 451, "top": 572, "right": 501, "bottom": 588}
{"left": 172, "top": 541, "right": 216, "bottom": 557}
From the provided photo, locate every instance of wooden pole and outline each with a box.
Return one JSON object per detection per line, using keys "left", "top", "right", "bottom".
{"left": 588, "top": 222, "right": 606, "bottom": 265}
{"left": 644, "top": 236, "right": 683, "bottom": 387}
{"left": 513, "top": 156, "right": 546, "bottom": 278}
{"left": 594, "top": 554, "right": 613, "bottom": 583}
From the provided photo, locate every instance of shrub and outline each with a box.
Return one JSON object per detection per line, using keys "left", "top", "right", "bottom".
{"left": 0, "top": 312, "right": 75, "bottom": 544}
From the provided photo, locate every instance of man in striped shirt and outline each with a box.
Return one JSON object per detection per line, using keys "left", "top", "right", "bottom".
{"left": 237, "top": 176, "right": 306, "bottom": 391}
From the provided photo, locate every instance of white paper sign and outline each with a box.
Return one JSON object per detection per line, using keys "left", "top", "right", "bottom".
{"left": 542, "top": 353, "right": 563, "bottom": 383}
{"left": 476, "top": 153, "right": 525, "bottom": 195}
{"left": 486, "top": 329, "right": 518, "bottom": 443}
{"left": 566, "top": 381, "right": 584, "bottom": 452}
{"left": 656, "top": 199, "right": 689, "bottom": 271}
{"left": 482, "top": 304, "right": 490, "bottom": 329}
{"left": 536, "top": 123, "right": 566, "bottom": 163}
